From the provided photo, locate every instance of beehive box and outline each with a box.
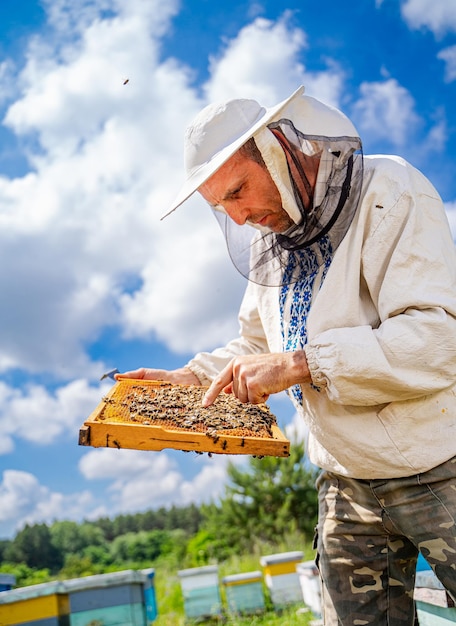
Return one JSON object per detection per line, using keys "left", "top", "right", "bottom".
{"left": 222, "top": 571, "right": 265, "bottom": 615}
{"left": 260, "top": 551, "right": 304, "bottom": 607}
{"left": 178, "top": 565, "right": 222, "bottom": 620}
{"left": 414, "top": 567, "right": 456, "bottom": 625}
{"left": 79, "top": 379, "right": 290, "bottom": 457}
{"left": 64, "top": 569, "right": 156, "bottom": 625}
{"left": 0, "top": 581, "right": 69, "bottom": 626}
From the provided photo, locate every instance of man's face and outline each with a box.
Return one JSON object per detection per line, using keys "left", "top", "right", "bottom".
{"left": 199, "top": 151, "right": 294, "bottom": 233}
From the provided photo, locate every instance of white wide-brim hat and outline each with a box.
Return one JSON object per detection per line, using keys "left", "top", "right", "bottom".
{"left": 162, "top": 86, "right": 305, "bottom": 219}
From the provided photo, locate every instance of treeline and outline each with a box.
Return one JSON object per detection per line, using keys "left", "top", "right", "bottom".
{"left": 0, "top": 439, "right": 318, "bottom": 587}
{"left": 0, "top": 504, "right": 203, "bottom": 584}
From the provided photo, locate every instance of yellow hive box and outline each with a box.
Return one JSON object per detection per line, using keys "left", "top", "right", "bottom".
{"left": 0, "top": 588, "right": 69, "bottom": 625}
{"left": 260, "top": 551, "right": 304, "bottom": 607}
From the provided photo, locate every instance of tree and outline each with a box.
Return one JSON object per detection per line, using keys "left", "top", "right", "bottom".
{"left": 59, "top": 554, "right": 101, "bottom": 579}
{"left": 0, "top": 562, "right": 52, "bottom": 587}
{"left": 0, "top": 539, "right": 11, "bottom": 563}
{"left": 72, "top": 505, "right": 203, "bottom": 544}
{"left": 50, "top": 520, "right": 107, "bottom": 557}
{"left": 199, "top": 438, "right": 318, "bottom": 558}
{"left": 109, "top": 529, "right": 174, "bottom": 564}
{"left": 4, "top": 524, "right": 63, "bottom": 571}
{"left": 89, "top": 516, "right": 115, "bottom": 541}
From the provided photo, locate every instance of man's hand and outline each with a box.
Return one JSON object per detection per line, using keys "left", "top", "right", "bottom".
{"left": 115, "top": 367, "right": 201, "bottom": 386}
{"left": 202, "top": 350, "right": 310, "bottom": 406}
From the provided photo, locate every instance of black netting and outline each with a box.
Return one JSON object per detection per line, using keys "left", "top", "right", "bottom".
{"left": 212, "top": 119, "right": 363, "bottom": 287}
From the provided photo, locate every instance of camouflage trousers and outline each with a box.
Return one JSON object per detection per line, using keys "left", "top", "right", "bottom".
{"left": 315, "top": 455, "right": 456, "bottom": 625}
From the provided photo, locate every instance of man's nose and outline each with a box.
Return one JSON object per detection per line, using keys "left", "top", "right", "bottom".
{"left": 224, "top": 203, "right": 249, "bottom": 225}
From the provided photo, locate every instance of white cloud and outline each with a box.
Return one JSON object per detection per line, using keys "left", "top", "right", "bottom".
{"left": 0, "top": 2, "right": 350, "bottom": 379}
{"left": 0, "top": 0, "right": 205, "bottom": 376}
{"left": 0, "top": 379, "right": 109, "bottom": 452}
{"left": 0, "top": 446, "right": 229, "bottom": 536}
{"left": 24, "top": 490, "right": 96, "bottom": 529}
{"left": 118, "top": 197, "right": 246, "bottom": 353}
{"left": 0, "top": 471, "right": 44, "bottom": 523}
{"left": 401, "top": 0, "right": 456, "bottom": 36}
{"left": 421, "top": 110, "right": 447, "bottom": 153}
{"left": 39, "top": 0, "right": 177, "bottom": 58}
{"left": 438, "top": 45, "right": 456, "bottom": 82}
{"left": 1, "top": 3, "right": 344, "bottom": 378}
{"left": 352, "top": 78, "right": 420, "bottom": 147}
{"left": 0, "top": 469, "right": 96, "bottom": 534}
{"left": 117, "top": 15, "right": 346, "bottom": 353}
{"left": 205, "top": 14, "right": 344, "bottom": 109}
{"left": 79, "top": 448, "right": 228, "bottom": 511}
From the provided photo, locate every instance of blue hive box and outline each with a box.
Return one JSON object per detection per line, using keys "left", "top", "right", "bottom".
{"left": 178, "top": 565, "right": 222, "bottom": 620}
{"left": 222, "top": 570, "right": 265, "bottom": 615}
{"left": 415, "top": 561, "right": 456, "bottom": 625}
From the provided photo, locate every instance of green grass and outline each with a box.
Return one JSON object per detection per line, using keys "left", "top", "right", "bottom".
{"left": 153, "top": 543, "right": 320, "bottom": 626}
{"left": 154, "top": 605, "right": 317, "bottom": 626}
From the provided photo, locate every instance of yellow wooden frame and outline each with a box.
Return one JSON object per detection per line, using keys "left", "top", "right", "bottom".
{"left": 79, "top": 379, "right": 290, "bottom": 457}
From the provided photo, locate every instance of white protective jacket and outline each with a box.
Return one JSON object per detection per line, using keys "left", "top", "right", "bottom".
{"left": 187, "top": 154, "right": 456, "bottom": 479}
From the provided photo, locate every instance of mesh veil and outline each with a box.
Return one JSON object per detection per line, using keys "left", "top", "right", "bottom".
{"left": 212, "top": 118, "right": 363, "bottom": 287}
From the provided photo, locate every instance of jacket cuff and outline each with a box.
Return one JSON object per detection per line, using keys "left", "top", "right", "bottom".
{"left": 185, "top": 361, "right": 213, "bottom": 386}
{"left": 304, "top": 344, "right": 328, "bottom": 390}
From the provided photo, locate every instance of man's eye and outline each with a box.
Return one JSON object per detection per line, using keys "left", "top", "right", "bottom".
{"left": 231, "top": 185, "right": 243, "bottom": 197}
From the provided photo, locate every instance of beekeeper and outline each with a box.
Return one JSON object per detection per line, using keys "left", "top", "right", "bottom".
{"left": 119, "top": 86, "right": 456, "bottom": 625}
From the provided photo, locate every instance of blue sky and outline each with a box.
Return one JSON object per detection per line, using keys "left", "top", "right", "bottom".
{"left": 0, "top": 0, "right": 455, "bottom": 539}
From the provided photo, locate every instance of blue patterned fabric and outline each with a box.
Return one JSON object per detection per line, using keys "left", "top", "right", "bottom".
{"left": 279, "top": 235, "right": 333, "bottom": 405}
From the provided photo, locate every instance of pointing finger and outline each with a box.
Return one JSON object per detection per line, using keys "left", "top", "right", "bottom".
{"left": 202, "top": 363, "right": 234, "bottom": 407}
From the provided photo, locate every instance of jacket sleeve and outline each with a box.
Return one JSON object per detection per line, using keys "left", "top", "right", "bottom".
{"left": 186, "top": 281, "right": 269, "bottom": 384}
{"left": 305, "top": 160, "right": 456, "bottom": 406}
